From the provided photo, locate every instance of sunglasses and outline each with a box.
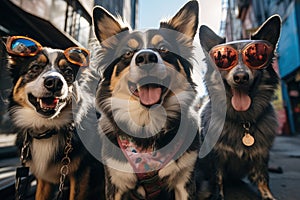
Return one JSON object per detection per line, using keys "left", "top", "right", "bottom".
{"left": 6, "top": 36, "right": 89, "bottom": 67}
{"left": 209, "top": 40, "right": 274, "bottom": 70}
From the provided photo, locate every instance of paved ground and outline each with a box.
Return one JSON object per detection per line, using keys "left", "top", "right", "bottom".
{"left": 224, "top": 135, "right": 300, "bottom": 200}
{"left": 0, "top": 134, "right": 299, "bottom": 199}
{"left": 267, "top": 135, "right": 300, "bottom": 200}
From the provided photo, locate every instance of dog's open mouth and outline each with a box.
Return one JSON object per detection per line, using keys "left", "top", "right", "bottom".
{"left": 128, "top": 77, "right": 169, "bottom": 107}
{"left": 231, "top": 88, "right": 251, "bottom": 111}
{"left": 28, "top": 93, "right": 66, "bottom": 117}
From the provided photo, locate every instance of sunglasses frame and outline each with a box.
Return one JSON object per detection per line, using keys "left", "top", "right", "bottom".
{"left": 6, "top": 36, "right": 42, "bottom": 57}
{"left": 6, "top": 36, "right": 89, "bottom": 67}
{"left": 209, "top": 40, "right": 274, "bottom": 70}
{"left": 64, "top": 47, "right": 90, "bottom": 67}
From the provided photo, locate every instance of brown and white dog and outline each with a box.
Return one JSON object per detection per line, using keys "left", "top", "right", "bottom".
{"left": 5, "top": 36, "right": 104, "bottom": 200}
{"left": 91, "top": 1, "right": 201, "bottom": 199}
{"left": 198, "top": 15, "right": 281, "bottom": 200}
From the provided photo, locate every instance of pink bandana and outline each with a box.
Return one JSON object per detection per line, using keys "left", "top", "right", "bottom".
{"left": 117, "top": 135, "right": 179, "bottom": 174}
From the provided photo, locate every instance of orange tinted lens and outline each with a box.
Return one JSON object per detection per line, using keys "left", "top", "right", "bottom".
{"left": 65, "top": 47, "right": 89, "bottom": 67}
{"left": 243, "top": 43, "right": 272, "bottom": 69}
{"left": 7, "top": 37, "right": 41, "bottom": 56}
{"left": 210, "top": 46, "right": 238, "bottom": 70}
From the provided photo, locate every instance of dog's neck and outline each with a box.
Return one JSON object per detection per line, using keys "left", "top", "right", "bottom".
{"left": 25, "top": 123, "right": 74, "bottom": 140}
{"left": 28, "top": 129, "right": 58, "bottom": 139}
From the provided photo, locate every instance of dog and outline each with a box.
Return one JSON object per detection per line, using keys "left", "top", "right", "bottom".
{"left": 4, "top": 36, "right": 104, "bottom": 200}
{"left": 198, "top": 15, "right": 281, "bottom": 200}
{"left": 91, "top": 1, "right": 201, "bottom": 199}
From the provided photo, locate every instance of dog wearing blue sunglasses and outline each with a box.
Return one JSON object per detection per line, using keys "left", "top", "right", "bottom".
{"left": 4, "top": 36, "right": 104, "bottom": 200}
{"left": 198, "top": 15, "right": 281, "bottom": 200}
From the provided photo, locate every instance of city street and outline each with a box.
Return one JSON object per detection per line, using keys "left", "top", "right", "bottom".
{"left": 0, "top": 0, "right": 299, "bottom": 200}
{"left": 268, "top": 135, "right": 300, "bottom": 200}
{"left": 0, "top": 133, "right": 299, "bottom": 199}
{"left": 223, "top": 135, "right": 300, "bottom": 200}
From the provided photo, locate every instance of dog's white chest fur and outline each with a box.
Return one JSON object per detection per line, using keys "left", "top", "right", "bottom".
{"left": 28, "top": 136, "right": 60, "bottom": 183}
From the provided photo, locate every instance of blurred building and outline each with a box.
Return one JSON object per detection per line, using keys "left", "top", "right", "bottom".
{"left": 220, "top": 0, "right": 242, "bottom": 41}
{"left": 221, "top": 0, "right": 300, "bottom": 135}
{"left": 0, "top": 0, "right": 139, "bottom": 47}
{"left": 0, "top": 0, "right": 95, "bottom": 48}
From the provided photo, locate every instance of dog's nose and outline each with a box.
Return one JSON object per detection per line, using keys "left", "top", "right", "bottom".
{"left": 135, "top": 51, "right": 158, "bottom": 67}
{"left": 44, "top": 76, "right": 63, "bottom": 92}
{"left": 233, "top": 72, "right": 249, "bottom": 84}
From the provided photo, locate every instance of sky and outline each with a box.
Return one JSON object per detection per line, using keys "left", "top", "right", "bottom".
{"left": 137, "top": 0, "right": 222, "bottom": 33}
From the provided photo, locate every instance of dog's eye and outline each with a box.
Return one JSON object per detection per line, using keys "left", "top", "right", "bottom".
{"left": 64, "top": 70, "right": 74, "bottom": 83}
{"left": 64, "top": 68, "right": 73, "bottom": 76}
{"left": 123, "top": 50, "right": 134, "bottom": 59}
{"left": 30, "top": 65, "right": 42, "bottom": 73}
{"left": 62, "top": 67, "right": 75, "bottom": 83}
{"left": 158, "top": 46, "right": 169, "bottom": 53}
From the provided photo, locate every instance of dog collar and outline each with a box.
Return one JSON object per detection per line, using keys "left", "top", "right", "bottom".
{"left": 29, "top": 129, "right": 58, "bottom": 140}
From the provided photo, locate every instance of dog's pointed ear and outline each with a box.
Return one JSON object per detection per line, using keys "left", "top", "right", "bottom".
{"left": 251, "top": 15, "right": 282, "bottom": 47}
{"left": 199, "top": 25, "right": 225, "bottom": 52}
{"left": 160, "top": 0, "right": 199, "bottom": 39}
{"left": 93, "top": 6, "right": 129, "bottom": 43}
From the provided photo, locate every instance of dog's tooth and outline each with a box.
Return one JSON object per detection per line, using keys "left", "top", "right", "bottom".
{"left": 39, "top": 99, "right": 44, "bottom": 109}
{"left": 37, "top": 98, "right": 40, "bottom": 103}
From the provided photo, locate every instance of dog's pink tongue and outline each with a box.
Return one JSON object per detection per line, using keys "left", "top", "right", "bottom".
{"left": 41, "top": 97, "right": 59, "bottom": 109}
{"left": 231, "top": 89, "right": 251, "bottom": 111}
{"left": 139, "top": 85, "right": 162, "bottom": 106}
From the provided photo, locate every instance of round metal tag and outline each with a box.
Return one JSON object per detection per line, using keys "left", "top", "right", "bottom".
{"left": 242, "top": 133, "right": 255, "bottom": 146}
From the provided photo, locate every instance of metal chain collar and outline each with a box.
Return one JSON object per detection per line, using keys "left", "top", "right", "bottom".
{"left": 15, "top": 132, "right": 31, "bottom": 200}
{"left": 16, "top": 127, "right": 74, "bottom": 200}
{"left": 20, "top": 132, "right": 31, "bottom": 165}
{"left": 57, "top": 128, "right": 73, "bottom": 200}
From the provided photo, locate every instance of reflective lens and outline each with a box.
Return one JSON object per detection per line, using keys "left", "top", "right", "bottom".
{"left": 209, "top": 41, "right": 273, "bottom": 70}
{"left": 64, "top": 47, "right": 90, "bottom": 67}
{"left": 243, "top": 42, "right": 273, "bottom": 69}
{"left": 6, "top": 36, "right": 42, "bottom": 56}
{"left": 210, "top": 46, "right": 238, "bottom": 70}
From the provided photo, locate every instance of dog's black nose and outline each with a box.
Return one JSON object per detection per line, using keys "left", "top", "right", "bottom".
{"left": 233, "top": 72, "right": 249, "bottom": 84}
{"left": 44, "top": 76, "right": 63, "bottom": 92}
{"left": 135, "top": 51, "right": 158, "bottom": 67}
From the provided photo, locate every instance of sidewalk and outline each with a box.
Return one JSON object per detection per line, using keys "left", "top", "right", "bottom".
{"left": 269, "top": 135, "right": 300, "bottom": 200}
{"left": 224, "top": 135, "right": 300, "bottom": 200}
{"left": 0, "top": 134, "right": 299, "bottom": 199}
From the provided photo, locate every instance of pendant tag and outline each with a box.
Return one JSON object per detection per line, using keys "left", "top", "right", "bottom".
{"left": 242, "top": 133, "right": 255, "bottom": 146}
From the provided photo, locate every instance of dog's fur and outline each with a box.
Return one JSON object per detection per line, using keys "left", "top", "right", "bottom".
{"left": 198, "top": 15, "right": 281, "bottom": 200}
{"left": 0, "top": 39, "right": 12, "bottom": 131}
{"left": 6, "top": 43, "right": 104, "bottom": 199}
{"left": 92, "top": 1, "right": 200, "bottom": 199}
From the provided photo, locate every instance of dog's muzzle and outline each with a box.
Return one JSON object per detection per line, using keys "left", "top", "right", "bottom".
{"left": 27, "top": 72, "right": 69, "bottom": 118}
{"left": 128, "top": 50, "right": 169, "bottom": 107}
{"left": 230, "top": 68, "right": 252, "bottom": 111}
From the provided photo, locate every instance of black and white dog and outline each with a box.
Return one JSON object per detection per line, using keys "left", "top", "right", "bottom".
{"left": 5, "top": 36, "right": 104, "bottom": 200}
{"left": 198, "top": 15, "right": 281, "bottom": 200}
{"left": 91, "top": 1, "right": 201, "bottom": 199}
